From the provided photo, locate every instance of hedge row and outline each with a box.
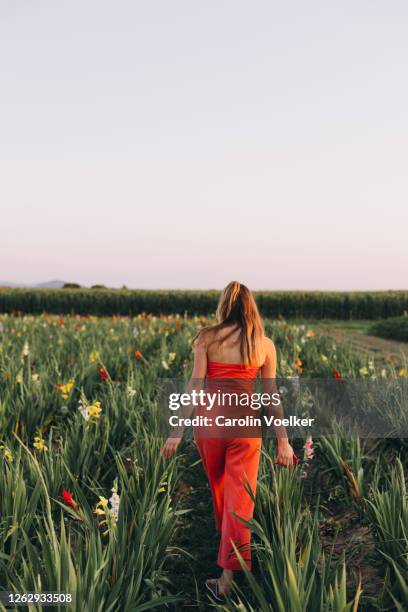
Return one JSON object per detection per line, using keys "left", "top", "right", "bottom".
{"left": 1, "top": 288, "right": 408, "bottom": 320}
{"left": 369, "top": 316, "right": 408, "bottom": 342}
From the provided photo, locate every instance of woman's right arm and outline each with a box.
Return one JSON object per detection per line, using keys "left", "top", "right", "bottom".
{"left": 161, "top": 333, "right": 207, "bottom": 458}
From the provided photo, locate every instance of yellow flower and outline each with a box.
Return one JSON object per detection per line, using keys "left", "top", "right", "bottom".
{"left": 359, "top": 367, "right": 369, "bottom": 377}
{"left": 0, "top": 444, "right": 13, "bottom": 462}
{"left": 168, "top": 352, "right": 176, "bottom": 363}
{"left": 57, "top": 378, "right": 75, "bottom": 400}
{"left": 321, "top": 355, "right": 328, "bottom": 363}
{"left": 94, "top": 496, "right": 115, "bottom": 536}
{"left": 87, "top": 401, "right": 102, "bottom": 419}
{"left": 33, "top": 435, "right": 48, "bottom": 452}
{"left": 89, "top": 350, "right": 100, "bottom": 363}
{"left": 399, "top": 368, "right": 407, "bottom": 377}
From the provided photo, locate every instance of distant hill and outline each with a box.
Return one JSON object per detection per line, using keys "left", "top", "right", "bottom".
{"left": 33, "top": 280, "right": 66, "bottom": 289}
{"left": 0, "top": 280, "right": 67, "bottom": 289}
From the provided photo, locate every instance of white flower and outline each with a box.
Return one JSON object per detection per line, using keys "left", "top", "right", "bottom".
{"left": 77, "top": 400, "right": 89, "bottom": 421}
{"left": 127, "top": 386, "right": 136, "bottom": 397}
{"left": 132, "top": 327, "right": 139, "bottom": 338}
{"left": 22, "top": 341, "right": 29, "bottom": 356}
{"left": 109, "top": 484, "right": 120, "bottom": 523}
{"left": 161, "top": 360, "right": 169, "bottom": 370}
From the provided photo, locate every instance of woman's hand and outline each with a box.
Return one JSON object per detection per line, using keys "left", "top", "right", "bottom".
{"left": 276, "top": 439, "right": 296, "bottom": 468}
{"left": 161, "top": 436, "right": 182, "bottom": 459}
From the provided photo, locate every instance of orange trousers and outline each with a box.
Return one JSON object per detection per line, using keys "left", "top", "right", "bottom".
{"left": 195, "top": 436, "right": 262, "bottom": 570}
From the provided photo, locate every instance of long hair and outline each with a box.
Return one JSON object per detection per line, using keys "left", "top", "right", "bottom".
{"left": 194, "top": 281, "right": 265, "bottom": 366}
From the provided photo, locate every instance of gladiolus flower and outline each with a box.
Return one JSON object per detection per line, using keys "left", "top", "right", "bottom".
{"left": 87, "top": 402, "right": 102, "bottom": 419}
{"left": 33, "top": 434, "right": 48, "bottom": 452}
{"left": 0, "top": 444, "right": 13, "bottom": 462}
{"left": 127, "top": 386, "right": 136, "bottom": 397}
{"left": 98, "top": 365, "right": 108, "bottom": 381}
{"left": 135, "top": 351, "right": 142, "bottom": 360}
{"left": 94, "top": 494, "right": 118, "bottom": 536}
{"left": 77, "top": 398, "right": 102, "bottom": 421}
{"left": 333, "top": 369, "right": 344, "bottom": 384}
{"left": 57, "top": 378, "right": 75, "bottom": 400}
{"left": 303, "top": 436, "right": 314, "bottom": 460}
{"left": 62, "top": 489, "right": 78, "bottom": 510}
{"left": 90, "top": 350, "right": 100, "bottom": 363}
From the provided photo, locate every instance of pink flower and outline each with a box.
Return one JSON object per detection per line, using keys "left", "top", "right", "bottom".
{"left": 303, "top": 436, "right": 314, "bottom": 460}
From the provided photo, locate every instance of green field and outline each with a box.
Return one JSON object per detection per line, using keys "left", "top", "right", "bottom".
{"left": 0, "top": 312, "right": 407, "bottom": 610}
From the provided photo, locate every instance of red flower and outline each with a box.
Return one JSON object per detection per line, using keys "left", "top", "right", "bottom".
{"left": 98, "top": 365, "right": 108, "bottom": 381}
{"left": 134, "top": 351, "right": 143, "bottom": 360}
{"left": 62, "top": 489, "right": 77, "bottom": 510}
{"left": 333, "top": 369, "right": 345, "bottom": 384}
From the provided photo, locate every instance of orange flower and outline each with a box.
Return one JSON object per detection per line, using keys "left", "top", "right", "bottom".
{"left": 295, "top": 357, "right": 303, "bottom": 371}
{"left": 134, "top": 351, "right": 143, "bottom": 360}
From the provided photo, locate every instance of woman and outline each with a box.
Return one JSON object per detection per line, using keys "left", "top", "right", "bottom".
{"left": 161, "top": 281, "right": 296, "bottom": 599}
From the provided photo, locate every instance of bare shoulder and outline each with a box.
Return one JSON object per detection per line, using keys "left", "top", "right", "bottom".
{"left": 192, "top": 326, "right": 215, "bottom": 349}
{"left": 262, "top": 337, "right": 276, "bottom": 361}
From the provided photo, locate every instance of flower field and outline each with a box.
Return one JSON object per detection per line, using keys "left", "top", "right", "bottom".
{"left": 0, "top": 313, "right": 407, "bottom": 611}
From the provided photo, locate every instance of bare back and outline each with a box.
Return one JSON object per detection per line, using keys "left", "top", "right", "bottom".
{"left": 205, "top": 324, "right": 268, "bottom": 367}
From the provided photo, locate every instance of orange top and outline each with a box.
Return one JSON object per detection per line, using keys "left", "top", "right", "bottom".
{"left": 207, "top": 360, "right": 260, "bottom": 379}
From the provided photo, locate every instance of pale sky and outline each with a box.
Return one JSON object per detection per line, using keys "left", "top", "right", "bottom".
{"left": 1, "top": 1, "right": 407, "bottom": 290}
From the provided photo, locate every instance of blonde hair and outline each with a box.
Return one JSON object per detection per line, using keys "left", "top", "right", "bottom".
{"left": 194, "top": 281, "right": 264, "bottom": 366}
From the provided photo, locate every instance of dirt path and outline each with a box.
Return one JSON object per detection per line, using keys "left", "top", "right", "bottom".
{"left": 316, "top": 326, "right": 408, "bottom": 366}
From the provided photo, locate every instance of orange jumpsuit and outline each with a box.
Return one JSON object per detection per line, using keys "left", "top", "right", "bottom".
{"left": 194, "top": 361, "right": 261, "bottom": 571}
